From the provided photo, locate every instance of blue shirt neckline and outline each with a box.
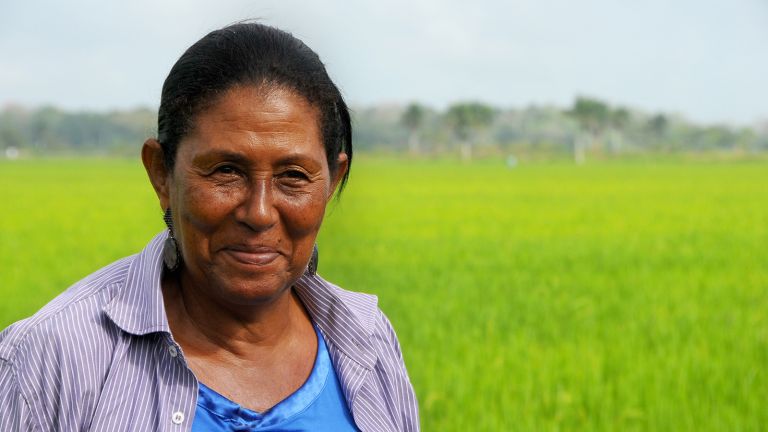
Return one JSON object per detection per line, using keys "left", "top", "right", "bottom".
{"left": 195, "top": 325, "right": 331, "bottom": 428}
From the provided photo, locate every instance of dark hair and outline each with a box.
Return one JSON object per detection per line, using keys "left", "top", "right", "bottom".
{"left": 157, "top": 22, "right": 352, "bottom": 193}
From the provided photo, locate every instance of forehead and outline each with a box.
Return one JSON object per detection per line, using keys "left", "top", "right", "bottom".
{"left": 195, "top": 85, "right": 321, "bottom": 135}
{"left": 179, "top": 85, "right": 325, "bottom": 161}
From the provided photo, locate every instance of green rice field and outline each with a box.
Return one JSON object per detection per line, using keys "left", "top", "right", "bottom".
{"left": 1, "top": 157, "right": 767, "bottom": 430}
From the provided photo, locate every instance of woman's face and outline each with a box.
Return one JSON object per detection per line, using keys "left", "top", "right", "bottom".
{"left": 148, "top": 85, "right": 346, "bottom": 306}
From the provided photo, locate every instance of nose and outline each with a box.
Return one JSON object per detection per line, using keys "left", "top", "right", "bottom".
{"left": 237, "top": 178, "right": 278, "bottom": 231}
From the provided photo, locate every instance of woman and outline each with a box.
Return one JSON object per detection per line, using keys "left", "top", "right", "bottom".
{"left": 0, "top": 23, "right": 418, "bottom": 431}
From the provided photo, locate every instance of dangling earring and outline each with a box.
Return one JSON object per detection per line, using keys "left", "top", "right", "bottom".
{"left": 163, "top": 208, "right": 181, "bottom": 271}
{"left": 307, "top": 244, "right": 319, "bottom": 276}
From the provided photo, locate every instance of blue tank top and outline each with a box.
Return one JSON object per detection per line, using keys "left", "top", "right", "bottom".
{"left": 191, "top": 326, "right": 358, "bottom": 431}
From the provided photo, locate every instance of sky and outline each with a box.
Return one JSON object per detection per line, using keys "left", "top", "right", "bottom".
{"left": 0, "top": 0, "right": 766, "bottom": 126}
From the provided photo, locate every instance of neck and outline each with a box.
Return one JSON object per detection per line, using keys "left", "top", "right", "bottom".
{"left": 162, "top": 270, "right": 312, "bottom": 358}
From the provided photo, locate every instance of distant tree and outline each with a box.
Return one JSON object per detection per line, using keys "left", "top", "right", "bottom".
{"left": 29, "top": 107, "right": 63, "bottom": 149}
{"left": 608, "top": 107, "right": 630, "bottom": 153}
{"left": 445, "top": 102, "right": 495, "bottom": 160}
{"left": 568, "top": 97, "right": 610, "bottom": 132}
{"left": 401, "top": 103, "right": 426, "bottom": 155}
{"left": 697, "top": 126, "right": 736, "bottom": 150}
{"left": 647, "top": 114, "right": 669, "bottom": 150}
{"left": 611, "top": 107, "right": 630, "bottom": 130}
{"left": 352, "top": 105, "right": 408, "bottom": 151}
{"left": 733, "top": 128, "right": 757, "bottom": 152}
{"left": 567, "top": 96, "right": 610, "bottom": 163}
{"left": 648, "top": 114, "right": 668, "bottom": 136}
{"left": 0, "top": 127, "right": 24, "bottom": 149}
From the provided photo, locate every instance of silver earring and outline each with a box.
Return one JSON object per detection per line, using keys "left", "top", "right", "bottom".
{"left": 163, "top": 208, "right": 181, "bottom": 271}
{"left": 307, "top": 244, "right": 318, "bottom": 276}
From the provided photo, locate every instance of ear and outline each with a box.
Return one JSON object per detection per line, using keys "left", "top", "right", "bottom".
{"left": 142, "top": 138, "right": 172, "bottom": 210}
{"left": 327, "top": 152, "right": 349, "bottom": 202}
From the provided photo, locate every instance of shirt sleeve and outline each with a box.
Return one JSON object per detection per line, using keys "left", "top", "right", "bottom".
{"left": 374, "top": 309, "right": 421, "bottom": 432}
{"left": 0, "top": 358, "right": 38, "bottom": 431}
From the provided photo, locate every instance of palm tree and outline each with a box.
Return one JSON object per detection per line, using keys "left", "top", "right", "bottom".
{"left": 566, "top": 96, "right": 610, "bottom": 163}
{"left": 401, "top": 103, "right": 425, "bottom": 155}
{"left": 445, "top": 102, "right": 495, "bottom": 160}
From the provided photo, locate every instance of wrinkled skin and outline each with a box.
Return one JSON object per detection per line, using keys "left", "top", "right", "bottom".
{"left": 145, "top": 84, "right": 347, "bottom": 308}
{"left": 142, "top": 84, "right": 348, "bottom": 412}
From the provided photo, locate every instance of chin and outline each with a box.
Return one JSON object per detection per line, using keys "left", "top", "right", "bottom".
{"left": 213, "top": 272, "right": 297, "bottom": 305}
{"left": 200, "top": 253, "right": 296, "bottom": 301}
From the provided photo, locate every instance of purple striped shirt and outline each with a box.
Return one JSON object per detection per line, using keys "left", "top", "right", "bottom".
{"left": 0, "top": 232, "right": 419, "bottom": 431}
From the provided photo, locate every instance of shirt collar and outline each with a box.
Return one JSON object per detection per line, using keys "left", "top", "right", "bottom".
{"left": 294, "top": 274, "right": 379, "bottom": 370}
{"left": 103, "top": 231, "right": 171, "bottom": 336}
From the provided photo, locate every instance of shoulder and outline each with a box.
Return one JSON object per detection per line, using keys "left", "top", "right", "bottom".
{"left": 0, "top": 230, "right": 171, "bottom": 364}
{"left": 325, "top": 277, "right": 381, "bottom": 331}
{"left": 321, "top": 279, "right": 404, "bottom": 359}
{"left": 368, "top": 306, "right": 420, "bottom": 431}
{"left": 304, "top": 276, "right": 420, "bottom": 431}
{"left": 371, "top": 308, "right": 405, "bottom": 359}
{"left": 0, "top": 256, "right": 135, "bottom": 429}
{"left": 322, "top": 280, "right": 402, "bottom": 356}
{"left": 0, "top": 254, "right": 145, "bottom": 431}
{"left": 294, "top": 273, "right": 379, "bottom": 332}
{"left": 0, "top": 255, "right": 133, "bottom": 364}
{"left": 295, "top": 273, "right": 406, "bottom": 355}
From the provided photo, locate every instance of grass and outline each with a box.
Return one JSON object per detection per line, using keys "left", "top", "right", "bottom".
{"left": 1, "top": 156, "right": 767, "bottom": 430}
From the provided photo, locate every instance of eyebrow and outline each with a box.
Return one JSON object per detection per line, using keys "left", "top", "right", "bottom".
{"left": 276, "top": 153, "right": 323, "bottom": 169}
{"left": 192, "top": 150, "right": 323, "bottom": 170}
{"left": 192, "top": 150, "right": 250, "bottom": 166}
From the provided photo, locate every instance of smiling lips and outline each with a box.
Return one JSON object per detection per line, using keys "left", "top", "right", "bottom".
{"left": 224, "top": 245, "right": 281, "bottom": 266}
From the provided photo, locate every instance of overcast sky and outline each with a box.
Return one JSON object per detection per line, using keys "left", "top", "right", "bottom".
{"left": 1, "top": 0, "right": 766, "bottom": 125}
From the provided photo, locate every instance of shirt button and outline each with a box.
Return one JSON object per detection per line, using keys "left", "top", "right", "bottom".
{"left": 168, "top": 345, "right": 178, "bottom": 357}
{"left": 171, "top": 411, "right": 184, "bottom": 425}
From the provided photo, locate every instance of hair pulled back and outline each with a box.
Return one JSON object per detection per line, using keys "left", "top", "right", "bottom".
{"left": 157, "top": 22, "right": 352, "bottom": 193}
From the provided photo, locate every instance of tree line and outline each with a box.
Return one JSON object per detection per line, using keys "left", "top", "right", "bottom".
{"left": 359, "top": 97, "right": 768, "bottom": 161}
{"left": 0, "top": 105, "right": 156, "bottom": 157}
{"left": 1, "top": 97, "right": 766, "bottom": 161}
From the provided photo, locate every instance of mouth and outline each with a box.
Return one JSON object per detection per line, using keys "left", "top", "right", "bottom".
{"left": 223, "top": 245, "right": 281, "bottom": 266}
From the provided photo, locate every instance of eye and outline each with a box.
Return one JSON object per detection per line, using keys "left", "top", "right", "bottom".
{"left": 277, "top": 169, "right": 311, "bottom": 189}
{"left": 283, "top": 169, "right": 309, "bottom": 180}
{"left": 213, "top": 164, "right": 238, "bottom": 175}
{"left": 207, "top": 164, "right": 244, "bottom": 183}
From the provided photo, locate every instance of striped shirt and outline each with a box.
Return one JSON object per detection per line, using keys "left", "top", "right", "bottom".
{"left": 0, "top": 231, "right": 419, "bottom": 431}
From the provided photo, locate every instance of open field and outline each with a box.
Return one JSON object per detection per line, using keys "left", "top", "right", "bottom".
{"left": 1, "top": 157, "right": 767, "bottom": 430}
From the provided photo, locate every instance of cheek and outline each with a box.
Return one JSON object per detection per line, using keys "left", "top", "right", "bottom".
{"left": 174, "top": 180, "right": 245, "bottom": 240}
{"left": 175, "top": 179, "right": 328, "bottom": 238}
{"left": 277, "top": 190, "right": 328, "bottom": 236}
{"left": 276, "top": 193, "right": 327, "bottom": 272}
